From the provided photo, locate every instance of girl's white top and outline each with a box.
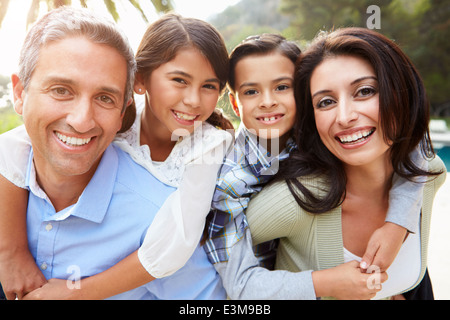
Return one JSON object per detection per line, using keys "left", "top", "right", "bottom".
{"left": 0, "top": 96, "right": 233, "bottom": 278}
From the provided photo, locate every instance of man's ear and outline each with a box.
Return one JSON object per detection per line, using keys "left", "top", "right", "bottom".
{"left": 11, "top": 74, "right": 25, "bottom": 115}
{"left": 228, "top": 92, "right": 240, "bottom": 118}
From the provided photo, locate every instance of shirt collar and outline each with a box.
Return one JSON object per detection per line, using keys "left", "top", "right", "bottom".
{"left": 25, "top": 145, "right": 118, "bottom": 223}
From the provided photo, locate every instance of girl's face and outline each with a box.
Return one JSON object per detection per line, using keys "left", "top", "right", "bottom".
{"left": 136, "top": 47, "right": 221, "bottom": 136}
{"left": 310, "top": 55, "right": 391, "bottom": 168}
{"left": 230, "top": 52, "right": 296, "bottom": 145}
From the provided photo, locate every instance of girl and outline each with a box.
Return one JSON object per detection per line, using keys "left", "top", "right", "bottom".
{"left": 241, "top": 28, "right": 446, "bottom": 299}
{"left": 0, "top": 13, "right": 233, "bottom": 299}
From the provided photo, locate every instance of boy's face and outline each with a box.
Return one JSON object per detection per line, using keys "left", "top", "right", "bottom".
{"left": 230, "top": 52, "right": 296, "bottom": 146}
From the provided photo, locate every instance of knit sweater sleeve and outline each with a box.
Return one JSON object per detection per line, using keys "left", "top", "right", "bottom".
{"left": 246, "top": 180, "right": 299, "bottom": 244}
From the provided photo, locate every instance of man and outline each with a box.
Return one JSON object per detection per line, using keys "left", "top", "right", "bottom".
{"left": 0, "top": 7, "right": 225, "bottom": 300}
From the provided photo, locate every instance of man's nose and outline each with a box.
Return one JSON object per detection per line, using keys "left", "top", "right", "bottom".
{"left": 65, "top": 97, "right": 96, "bottom": 133}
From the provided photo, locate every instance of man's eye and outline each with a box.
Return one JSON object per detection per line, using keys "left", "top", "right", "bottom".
{"left": 52, "top": 87, "right": 69, "bottom": 95}
{"left": 99, "top": 95, "right": 114, "bottom": 104}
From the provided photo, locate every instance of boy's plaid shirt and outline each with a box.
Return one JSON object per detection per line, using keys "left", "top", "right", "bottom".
{"left": 205, "top": 126, "right": 296, "bottom": 265}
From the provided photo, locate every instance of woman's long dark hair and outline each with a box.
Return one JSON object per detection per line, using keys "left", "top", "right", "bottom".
{"left": 276, "top": 27, "right": 440, "bottom": 214}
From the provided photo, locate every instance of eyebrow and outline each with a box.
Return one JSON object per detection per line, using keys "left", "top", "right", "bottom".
{"left": 238, "top": 76, "right": 294, "bottom": 90}
{"left": 42, "top": 76, "right": 123, "bottom": 96}
{"left": 311, "top": 76, "right": 378, "bottom": 99}
{"left": 167, "top": 70, "right": 220, "bottom": 84}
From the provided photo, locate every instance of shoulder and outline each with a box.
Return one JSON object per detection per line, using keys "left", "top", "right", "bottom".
{"left": 426, "top": 155, "right": 447, "bottom": 189}
{"left": 113, "top": 145, "right": 175, "bottom": 207}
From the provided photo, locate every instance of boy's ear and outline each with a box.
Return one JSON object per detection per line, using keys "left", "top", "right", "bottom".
{"left": 228, "top": 92, "right": 240, "bottom": 117}
{"left": 11, "top": 74, "right": 25, "bottom": 115}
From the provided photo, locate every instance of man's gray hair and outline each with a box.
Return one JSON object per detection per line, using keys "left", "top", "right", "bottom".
{"left": 18, "top": 6, "right": 136, "bottom": 111}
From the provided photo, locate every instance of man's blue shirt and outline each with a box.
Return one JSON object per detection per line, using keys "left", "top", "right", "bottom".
{"left": 25, "top": 144, "right": 225, "bottom": 299}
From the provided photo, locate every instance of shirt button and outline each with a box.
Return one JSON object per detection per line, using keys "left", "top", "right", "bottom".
{"left": 45, "top": 223, "right": 53, "bottom": 231}
{"left": 40, "top": 262, "right": 48, "bottom": 270}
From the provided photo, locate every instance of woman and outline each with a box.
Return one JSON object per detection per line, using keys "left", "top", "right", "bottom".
{"left": 244, "top": 28, "right": 446, "bottom": 299}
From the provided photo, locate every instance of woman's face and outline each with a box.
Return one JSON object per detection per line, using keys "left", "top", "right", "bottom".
{"left": 136, "top": 47, "right": 221, "bottom": 137}
{"left": 310, "top": 55, "right": 391, "bottom": 168}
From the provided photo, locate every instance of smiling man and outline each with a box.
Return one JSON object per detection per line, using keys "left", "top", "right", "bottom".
{"left": 0, "top": 7, "right": 178, "bottom": 300}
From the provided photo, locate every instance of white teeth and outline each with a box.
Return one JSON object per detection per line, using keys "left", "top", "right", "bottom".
{"left": 338, "top": 129, "right": 374, "bottom": 144}
{"left": 262, "top": 116, "right": 278, "bottom": 122}
{"left": 174, "top": 111, "right": 196, "bottom": 121}
{"left": 56, "top": 132, "right": 91, "bottom": 146}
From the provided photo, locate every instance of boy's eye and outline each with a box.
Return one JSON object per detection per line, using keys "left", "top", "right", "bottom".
{"left": 244, "top": 89, "right": 258, "bottom": 95}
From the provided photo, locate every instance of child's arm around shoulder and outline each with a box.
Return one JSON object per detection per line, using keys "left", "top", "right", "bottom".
{"left": 361, "top": 151, "right": 446, "bottom": 272}
{"left": 0, "top": 125, "right": 46, "bottom": 299}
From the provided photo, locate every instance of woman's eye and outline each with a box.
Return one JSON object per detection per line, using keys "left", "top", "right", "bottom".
{"left": 356, "top": 86, "right": 377, "bottom": 97}
{"left": 317, "top": 98, "right": 335, "bottom": 109}
{"left": 173, "top": 78, "right": 187, "bottom": 85}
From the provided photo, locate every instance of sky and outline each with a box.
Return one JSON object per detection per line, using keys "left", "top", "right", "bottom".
{"left": 0, "top": 0, "right": 240, "bottom": 77}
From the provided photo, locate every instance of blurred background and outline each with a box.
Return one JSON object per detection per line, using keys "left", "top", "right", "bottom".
{"left": 0, "top": 0, "right": 448, "bottom": 299}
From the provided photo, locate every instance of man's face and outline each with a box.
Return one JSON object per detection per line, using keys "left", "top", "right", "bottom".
{"left": 13, "top": 36, "right": 128, "bottom": 182}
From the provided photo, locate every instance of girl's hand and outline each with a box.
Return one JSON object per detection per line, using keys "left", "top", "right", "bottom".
{"left": 0, "top": 248, "right": 47, "bottom": 300}
{"left": 22, "top": 278, "right": 82, "bottom": 300}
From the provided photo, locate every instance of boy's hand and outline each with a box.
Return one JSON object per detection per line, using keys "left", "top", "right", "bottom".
{"left": 360, "top": 222, "right": 407, "bottom": 272}
{"left": 0, "top": 248, "right": 47, "bottom": 300}
{"left": 313, "top": 261, "right": 388, "bottom": 300}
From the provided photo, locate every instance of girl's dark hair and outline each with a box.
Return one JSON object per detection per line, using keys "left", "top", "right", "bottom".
{"left": 277, "top": 27, "right": 440, "bottom": 214}
{"left": 228, "top": 33, "right": 301, "bottom": 93}
{"left": 121, "top": 13, "right": 233, "bottom": 130}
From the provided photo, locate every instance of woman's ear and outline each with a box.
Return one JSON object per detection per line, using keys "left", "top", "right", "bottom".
{"left": 228, "top": 92, "right": 240, "bottom": 117}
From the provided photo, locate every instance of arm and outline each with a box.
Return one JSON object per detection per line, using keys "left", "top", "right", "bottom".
{"left": 23, "top": 251, "right": 153, "bottom": 300}
{"left": 0, "top": 125, "right": 47, "bottom": 299}
{"left": 0, "top": 175, "right": 47, "bottom": 300}
{"left": 25, "top": 130, "right": 232, "bottom": 300}
{"left": 361, "top": 147, "right": 427, "bottom": 271}
{"left": 137, "top": 129, "right": 233, "bottom": 278}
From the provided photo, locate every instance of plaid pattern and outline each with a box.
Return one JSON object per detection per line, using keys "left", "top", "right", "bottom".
{"left": 205, "top": 126, "right": 296, "bottom": 264}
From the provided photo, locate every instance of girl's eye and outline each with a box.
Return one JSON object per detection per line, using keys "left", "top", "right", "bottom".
{"left": 203, "top": 83, "right": 218, "bottom": 90}
{"left": 276, "top": 84, "right": 290, "bottom": 91}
